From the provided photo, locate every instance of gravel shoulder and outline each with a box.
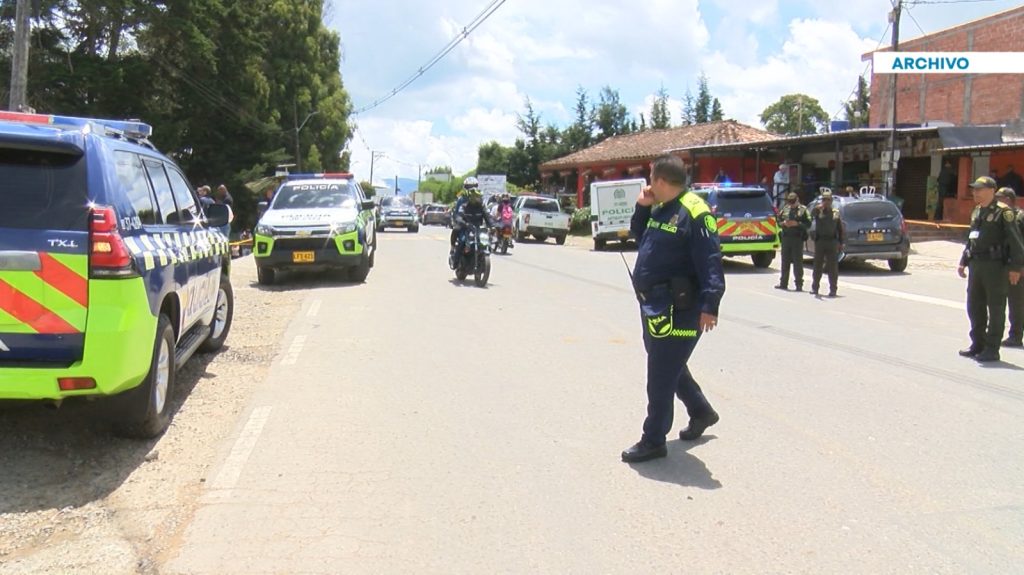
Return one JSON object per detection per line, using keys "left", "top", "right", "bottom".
{"left": 0, "top": 257, "right": 305, "bottom": 575}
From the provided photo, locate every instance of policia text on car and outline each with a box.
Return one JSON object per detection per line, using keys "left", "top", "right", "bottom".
{"left": 957, "top": 177, "right": 1024, "bottom": 363}
{"left": 621, "top": 155, "right": 726, "bottom": 464}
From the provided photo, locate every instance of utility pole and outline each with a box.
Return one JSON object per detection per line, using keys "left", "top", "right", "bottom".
{"left": 293, "top": 100, "right": 319, "bottom": 173}
{"left": 9, "top": 0, "right": 32, "bottom": 111}
{"left": 394, "top": 174, "right": 399, "bottom": 195}
{"left": 418, "top": 164, "right": 422, "bottom": 192}
{"left": 369, "top": 150, "right": 385, "bottom": 188}
{"left": 797, "top": 94, "right": 804, "bottom": 135}
{"left": 886, "top": 0, "right": 902, "bottom": 197}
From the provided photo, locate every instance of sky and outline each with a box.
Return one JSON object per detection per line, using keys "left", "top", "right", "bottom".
{"left": 329, "top": 0, "right": 1022, "bottom": 185}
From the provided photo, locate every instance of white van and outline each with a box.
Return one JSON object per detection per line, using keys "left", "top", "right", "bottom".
{"left": 590, "top": 178, "right": 644, "bottom": 251}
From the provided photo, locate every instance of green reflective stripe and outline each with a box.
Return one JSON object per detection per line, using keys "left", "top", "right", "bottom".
{"left": 720, "top": 243, "right": 778, "bottom": 253}
{"left": 646, "top": 220, "right": 678, "bottom": 234}
{"left": 48, "top": 253, "right": 88, "bottom": 279}
{"left": 0, "top": 307, "right": 35, "bottom": 333}
{"left": 0, "top": 272, "right": 87, "bottom": 331}
{"left": 669, "top": 329, "right": 698, "bottom": 338}
{"left": 680, "top": 192, "right": 711, "bottom": 219}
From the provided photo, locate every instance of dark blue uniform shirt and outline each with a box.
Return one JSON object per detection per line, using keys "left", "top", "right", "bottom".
{"left": 630, "top": 192, "right": 726, "bottom": 316}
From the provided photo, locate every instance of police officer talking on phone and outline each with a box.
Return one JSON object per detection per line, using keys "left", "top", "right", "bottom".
{"left": 622, "top": 155, "right": 726, "bottom": 463}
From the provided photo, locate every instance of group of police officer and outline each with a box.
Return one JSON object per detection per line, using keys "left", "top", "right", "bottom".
{"left": 775, "top": 189, "right": 844, "bottom": 297}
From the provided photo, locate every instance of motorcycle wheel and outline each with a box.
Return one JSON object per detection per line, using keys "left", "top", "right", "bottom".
{"left": 473, "top": 255, "right": 491, "bottom": 287}
{"left": 500, "top": 240, "right": 508, "bottom": 255}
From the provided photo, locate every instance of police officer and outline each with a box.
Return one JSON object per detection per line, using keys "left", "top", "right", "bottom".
{"left": 958, "top": 177, "right": 1024, "bottom": 362}
{"left": 996, "top": 187, "right": 1024, "bottom": 348}
{"left": 810, "top": 189, "right": 845, "bottom": 297}
{"left": 621, "top": 155, "right": 726, "bottom": 464}
{"left": 776, "top": 191, "right": 810, "bottom": 291}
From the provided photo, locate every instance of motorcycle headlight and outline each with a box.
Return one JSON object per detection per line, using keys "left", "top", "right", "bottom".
{"left": 332, "top": 222, "right": 357, "bottom": 235}
{"left": 255, "top": 223, "right": 276, "bottom": 237}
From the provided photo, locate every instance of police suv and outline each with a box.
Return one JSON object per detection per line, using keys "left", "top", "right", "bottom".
{"left": 0, "top": 112, "right": 234, "bottom": 438}
{"left": 253, "top": 173, "right": 377, "bottom": 285}
{"left": 691, "top": 183, "right": 780, "bottom": 268}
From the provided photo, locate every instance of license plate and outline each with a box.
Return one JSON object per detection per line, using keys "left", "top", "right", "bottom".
{"left": 867, "top": 232, "right": 884, "bottom": 242}
{"left": 393, "top": 222, "right": 406, "bottom": 226}
{"left": 544, "top": 228, "right": 555, "bottom": 234}
{"left": 292, "top": 251, "right": 315, "bottom": 263}
{"left": 617, "top": 229, "right": 630, "bottom": 238}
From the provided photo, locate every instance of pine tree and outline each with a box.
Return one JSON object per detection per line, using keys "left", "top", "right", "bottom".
{"left": 711, "top": 98, "right": 724, "bottom": 122}
{"left": 695, "top": 73, "right": 712, "bottom": 124}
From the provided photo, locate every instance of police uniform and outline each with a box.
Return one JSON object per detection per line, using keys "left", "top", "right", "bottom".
{"left": 623, "top": 191, "right": 725, "bottom": 460}
{"left": 777, "top": 192, "right": 811, "bottom": 291}
{"left": 810, "top": 191, "right": 845, "bottom": 297}
{"left": 959, "top": 178, "right": 1024, "bottom": 361}
{"left": 998, "top": 188, "right": 1024, "bottom": 347}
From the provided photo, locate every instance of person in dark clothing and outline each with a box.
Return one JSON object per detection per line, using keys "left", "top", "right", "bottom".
{"left": 620, "top": 154, "right": 726, "bottom": 464}
{"left": 215, "top": 184, "right": 234, "bottom": 206}
{"left": 1000, "top": 164, "right": 1024, "bottom": 196}
{"left": 810, "top": 190, "right": 845, "bottom": 297}
{"left": 449, "top": 185, "right": 494, "bottom": 269}
{"left": 996, "top": 187, "right": 1024, "bottom": 348}
{"left": 776, "top": 192, "right": 811, "bottom": 291}
{"left": 936, "top": 161, "right": 958, "bottom": 221}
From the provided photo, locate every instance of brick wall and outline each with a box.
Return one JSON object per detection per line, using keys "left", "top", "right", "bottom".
{"left": 869, "top": 6, "right": 1024, "bottom": 127}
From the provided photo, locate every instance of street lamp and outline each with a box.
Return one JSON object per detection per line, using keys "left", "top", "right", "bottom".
{"left": 294, "top": 109, "right": 319, "bottom": 172}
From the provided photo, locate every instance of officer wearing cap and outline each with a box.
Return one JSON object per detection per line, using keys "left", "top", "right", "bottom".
{"left": 995, "top": 187, "right": 1024, "bottom": 348}
{"left": 958, "top": 177, "right": 1024, "bottom": 362}
{"left": 621, "top": 154, "right": 725, "bottom": 464}
{"left": 776, "top": 191, "right": 811, "bottom": 291}
{"left": 810, "top": 189, "right": 845, "bottom": 297}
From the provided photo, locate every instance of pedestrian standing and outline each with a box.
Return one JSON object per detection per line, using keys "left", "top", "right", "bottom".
{"left": 958, "top": 177, "right": 1024, "bottom": 363}
{"left": 809, "top": 189, "right": 844, "bottom": 298}
{"left": 621, "top": 154, "right": 725, "bottom": 464}
{"left": 996, "top": 187, "right": 1024, "bottom": 348}
{"left": 937, "top": 160, "right": 957, "bottom": 221}
{"left": 1000, "top": 164, "right": 1024, "bottom": 197}
{"left": 773, "top": 164, "right": 790, "bottom": 209}
{"left": 215, "top": 184, "right": 234, "bottom": 207}
{"left": 776, "top": 192, "right": 810, "bottom": 291}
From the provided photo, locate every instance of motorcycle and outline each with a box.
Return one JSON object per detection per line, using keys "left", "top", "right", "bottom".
{"left": 453, "top": 224, "right": 491, "bottom": 287}
{"left": 493, "top": 213, "right": 515, "bottom": 255}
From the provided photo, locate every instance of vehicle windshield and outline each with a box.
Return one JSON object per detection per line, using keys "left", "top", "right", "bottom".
{"left": 381, "top": 196, "right": 414, "bottom": 208}
{"left": 713, "top": 191, "right": 772, "bottom": 214}
{"left": 0, "top": 148, "right": 89, "bottom": 230}
{"left": 272, "top": 182, "right": 357, "bottom": 210}
{"left": 522, "top": 198, "right": 560, "bottom": 213}
{"left": 426, "top": 206, "right": 445, "bottom": 212}
{"left": 843, "top": 202, "right": 902, "bottom": 221}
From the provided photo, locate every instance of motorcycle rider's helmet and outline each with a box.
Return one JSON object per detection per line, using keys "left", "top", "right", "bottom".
{"left": 500, "top": 192, "right": 510, "bottom": 202}
{"left": 463, "top": 176, "right": 480, "bottom": 191}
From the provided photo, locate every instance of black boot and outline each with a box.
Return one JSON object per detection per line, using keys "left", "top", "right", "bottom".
{"left": 621, "top": 440, "right": 667, "bottom": 463}
{"left": 679, "top": 410, "right": 720, "bottom": 441}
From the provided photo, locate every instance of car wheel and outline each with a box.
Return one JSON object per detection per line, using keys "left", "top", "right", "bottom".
{"left": 594, "top": 238, "right": 606, "bottom": 251}
{"left": 368, "top": 242, "right": 376, "bottom": 268}
{"left": 349, "top": 255, "right": 371, "bottom": 283}
{"left": 516, "top": 226, "right": 527, "bottom": 242}
{"left": 257, "top": 266, "right": 275, "bottom": 286}
{"left": 409, "top": 225, "right": 419, "bottom": 233}
{"left": 752, "top": 252, "right": 774, "bottom": 268}
{"left": 112, "top": 314, "right": 176, "bottom": 439}
{"left": 534, "top": 234, "right": 548, "bottom": 242}
{"left": 888, "top": 256, "right": 909, "bottom": 272}
{"left": 198, "top": 275, "right": 234, "bottom": 353}
{"left": 555, "top": 235, "right": 566, "bottom": 246}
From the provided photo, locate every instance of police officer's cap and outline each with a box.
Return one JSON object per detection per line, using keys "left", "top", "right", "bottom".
{"left": 996, "top": 187, "right": 1017, "bottom": 199}
{"left": 820, "top": 190, "right": 833, "bottom": 199}
{"left": 786, "top": 192, "right": 798, "bottom": 201}
{"left": 969, "top": 176, "right": 997, "bottom": 189}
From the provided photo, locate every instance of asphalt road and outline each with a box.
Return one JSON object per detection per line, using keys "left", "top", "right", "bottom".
{"left": 165, "top": 226, "right": 1023, "bottom": 574}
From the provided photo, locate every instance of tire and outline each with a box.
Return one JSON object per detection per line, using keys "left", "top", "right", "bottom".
{"left": 408, "top": 225, "right": 419, "bottom": 233}
{"left": 198, "top": 275, "right": 233, "bottom": 353}
{"left": 534, "top": 234, "right": 548, "bottom": 242}
{"left": 500, "top": 240, "right": 508, "bottom": 255}
{"left": 888, "top": 256, "right": 909, "bottom": 272}
{"left": 752, "top": 252, "right": 774, "bottom": 268}
{"left": 455, "top": 266, "right": 467, "bottom": 281}
{"left": 348, "top": 255, "right": 371, "bottom": 283}
{"left": 113, "top": 314, "right": 176, "bottom": 439}
{"left": 474, "top": 256, "right": 491, "bottom": 287}
{"left": 594, "top": 238, "right": 606, "bottom": 251}
{"left": 555, "top": 235, "right": 566, "bottom": 245}
{"left": 368, "top": 241, "right": 376, "bottom": 268}
{"left": 516, "top": 225, "right": 527, "bottom": 242}
{"left": 256, "top": 266, "right": 275, "bottom": 286}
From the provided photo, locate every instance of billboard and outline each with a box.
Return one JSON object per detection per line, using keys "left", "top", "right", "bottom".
{"left": 478, "top": 174, "right": 507, "bottom": 199}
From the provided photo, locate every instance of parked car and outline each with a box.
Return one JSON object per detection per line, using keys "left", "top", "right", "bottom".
{"left": 513, "top": 195, "right": 570, "bottom": 245}
{"left": 422, "top": 204, "right": 449, "bottom": 226}
{"left": 691, "top": 184, "right": 779, "bottom": 268}
{"left": 804, "top": 193, "right": 910, "bottom": 272}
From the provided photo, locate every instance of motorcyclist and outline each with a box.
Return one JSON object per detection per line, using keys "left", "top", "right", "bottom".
{"left": 450, "top": 177, "right": 495, "bottom": 268}
{"left": 496, "top": 192, "right": 515, "bottom": 249}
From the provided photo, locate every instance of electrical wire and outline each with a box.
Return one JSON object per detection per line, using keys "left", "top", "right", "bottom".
{"left": 907, "top": 0, "right": 996, "bottom": 5}
{"left": 352, "top": 0, "right": 507, "bottom": 115}
{"left": 904, "top": 5, "right": 930, "bottom": 37}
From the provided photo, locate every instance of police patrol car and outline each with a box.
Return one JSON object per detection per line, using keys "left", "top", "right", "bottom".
{"left": 253, "top": 173, "right": 377, "bottom": 285}
{"left": 691, "top": 183, "right": 780, "bottom": 268}
{"left": 0, "top": 111, "right": 234, "bottom": 438}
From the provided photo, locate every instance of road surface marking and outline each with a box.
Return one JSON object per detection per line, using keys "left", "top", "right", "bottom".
{"left": 206, "top": 406, "right": 273, "bottom": 493}
{"left": 280, "top": 334, "right": 307, "bottom": 366}
{"left": 842, "top": 281, "right": 963, "bottom": 310}
{"left": 307, "top": 299, "right": 322, "bottom": 318}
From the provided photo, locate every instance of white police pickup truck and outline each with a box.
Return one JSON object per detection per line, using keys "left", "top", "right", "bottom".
{"left": 513, "top": 195, "right": 570, "bottom": 245}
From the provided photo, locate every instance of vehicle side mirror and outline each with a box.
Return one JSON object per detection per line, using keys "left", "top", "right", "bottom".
{"left": 205, "top": 204, "right": 230, "bottom": 227}
{"left": 361, "top": 200, "right": 376, "bottom": 211}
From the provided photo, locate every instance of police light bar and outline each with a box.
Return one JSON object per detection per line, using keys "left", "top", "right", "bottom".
{"left": 285, "top": 172, "right": 354, "bottom": 180}
{"left": 0, "top": 110, "right": 153, "bottom": 139}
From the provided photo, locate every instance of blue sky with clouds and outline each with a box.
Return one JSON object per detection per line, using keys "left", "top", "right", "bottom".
{"left": 329, "top": 0, "right": 1021, "bottom": 184}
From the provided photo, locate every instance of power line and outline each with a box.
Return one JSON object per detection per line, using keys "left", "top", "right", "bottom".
{"left": 904, "top": 5, "right": 929, "bottom": 36}
{"left": 352, "top": 0, "right": 507, "bottom": 115}
{"left": 907, "top": 0, "right": 996, "bottom": 4}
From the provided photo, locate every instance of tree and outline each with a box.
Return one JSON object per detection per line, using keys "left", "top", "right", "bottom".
{"left": 711, "top": 98, "right": 724, "bottom": 122}
{"left": 844, "top": 76, "right": 871, "bottom": 129}
{"left": 680, "top": 87, "right": 696, "bottom": 126}
{"left": 304, "top": 144, "right": 323, "bottom": 172}
{"left": 759, "top": 93, "right": 830, "bottom": 136}
{"left": 695, "top": 73, "right": 712, "bottom": 124}
{"left": 650, "top": 85, "right": 671, "bottom": 129}
{"left": 593, "top": 86, "right": 629, "bottom": 141}
{"left": 477, "top": 141, "right": 510, "bottom": 175}
{"left": 563, "top": 86, "right": 593, "bottom": 152}
{"left": 359, "top": 180, "right": 375, "bottom": 197}
{"left": 426, "top": 166, "right": 453, "bottom": 174}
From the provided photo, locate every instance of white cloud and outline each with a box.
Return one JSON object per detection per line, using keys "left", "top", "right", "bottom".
{"left": 711, "top": 0, "right": 779, "bottom": 24}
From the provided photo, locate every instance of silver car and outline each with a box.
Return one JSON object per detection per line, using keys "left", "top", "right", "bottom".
{"left": 804, "top": 194, "right": 911, "bottom": 272}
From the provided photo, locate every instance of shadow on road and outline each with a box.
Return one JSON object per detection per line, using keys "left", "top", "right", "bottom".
{"left": 978, "top": 360, "right": 1024, "bottom": 371}
{"left": 249, "top": 270, "right": 365, "bottom": 292}
{"left": 0, "top": 348, "right": 220, "bottom": 514}
{"left": 628, "top": 436, "right": 722, "bottom": 490}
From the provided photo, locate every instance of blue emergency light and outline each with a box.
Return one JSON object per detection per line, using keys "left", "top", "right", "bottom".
{"left": 284, "top": 172, "right": 354, "bottom": 181}
{"left": 0, "top": 110, "right": 153, "bottom": 140}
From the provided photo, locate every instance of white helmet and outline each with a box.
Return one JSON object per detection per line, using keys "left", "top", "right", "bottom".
{"left": 463, "top": 176, "right": 479, "bottom": 190}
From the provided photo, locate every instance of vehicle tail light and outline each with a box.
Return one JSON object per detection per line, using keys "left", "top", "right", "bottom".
{"left": 900, "top": 219, "right": 908, "bottom": 235}
{"left": 90, "top": 206, "right": 137, "bottom": 278}
{"left": 524, "top": 214, "right": 531, "bottom": 225}
{"left": 59, "top": 377, "right": 96, "bottom": 391}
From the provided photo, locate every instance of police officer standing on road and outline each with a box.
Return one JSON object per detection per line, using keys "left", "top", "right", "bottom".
{"left": 996, "top": 187, "right": 1024, "bottom": 348}
{"left": 621, "top": 155, "right": 726, "bottom": 464}
{"left": 776, "top": 191, "right": 810, "bottom": 291}
{"left": 958, "top": 177, "right": 1024, "bottom": 362}
{"left": 810, "top": 189, "right": 845, "bottom": 298}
